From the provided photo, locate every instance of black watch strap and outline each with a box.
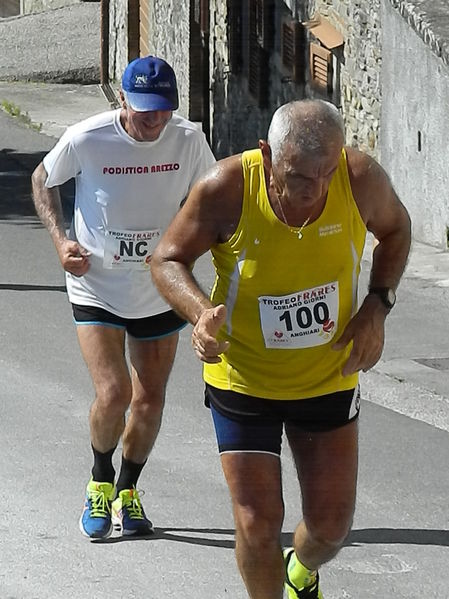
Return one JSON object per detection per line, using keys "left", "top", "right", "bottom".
{"left": 368, "top": 287, "right": 396, "bottom": 310}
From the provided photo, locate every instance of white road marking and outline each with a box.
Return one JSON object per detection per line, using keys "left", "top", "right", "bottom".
{"left": 361, "top": 370, "right": 449, "bottom": 432}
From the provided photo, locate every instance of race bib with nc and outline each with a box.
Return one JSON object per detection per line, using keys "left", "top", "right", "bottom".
{"left": 103, "top": 228, "right": 161, "bottom": 270}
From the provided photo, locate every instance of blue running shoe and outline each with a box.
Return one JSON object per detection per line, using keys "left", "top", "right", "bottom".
{"left": 111, "top": 488, "right": 154, "bottom": 536}
{"left": 79, "top": 479, "right": 114, "bottom": 539}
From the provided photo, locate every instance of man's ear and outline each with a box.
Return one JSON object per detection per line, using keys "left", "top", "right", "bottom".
{"left": 258, "top": 139, "right": 272, "bottom": 171}
{"left": 119, "top": 90, "right": 127, "bottom": 107}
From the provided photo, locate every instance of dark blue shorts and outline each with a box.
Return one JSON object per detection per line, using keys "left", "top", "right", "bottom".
{"left": 205, "top": 383, "right": 361, "bottom": 456}
{"left": 72, "top": 303, "right": 187, "bottom": 340}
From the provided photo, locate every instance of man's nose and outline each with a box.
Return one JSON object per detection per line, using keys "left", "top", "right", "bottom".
{"left": 305, "top": 178, "right": 322, "bottom": 196}
{"left": 143, "top": 110, "right": 167, "bottom": 124}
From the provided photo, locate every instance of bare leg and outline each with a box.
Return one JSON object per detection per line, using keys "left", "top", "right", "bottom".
{"left": 77, "top": 325, "right": 131, "bottom": 453}
{"left": 220, "top": 452, "right": 285, "bottom": 599}
{"left": 286, "top": 420, "right": 359, "bottom": 570}
{"left": 122, "top": 332, "right": 178, "bottom": 463}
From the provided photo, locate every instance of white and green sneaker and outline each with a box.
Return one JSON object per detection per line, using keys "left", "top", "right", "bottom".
{"left": 111, "top": 488, "right": 154, "bottom": 536}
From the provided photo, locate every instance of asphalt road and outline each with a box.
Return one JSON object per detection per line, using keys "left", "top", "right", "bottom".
{"left": 0, "top": 109, "right": 448, "bottom": 599}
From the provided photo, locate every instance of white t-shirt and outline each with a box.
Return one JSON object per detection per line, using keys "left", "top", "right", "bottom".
{"left": 43, "top": 110, "right": 215, "bottom": 318}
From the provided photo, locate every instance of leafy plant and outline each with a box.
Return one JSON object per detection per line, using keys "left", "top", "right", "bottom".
{"left": 1, "top": 99, "right": 42, "bottom": 132}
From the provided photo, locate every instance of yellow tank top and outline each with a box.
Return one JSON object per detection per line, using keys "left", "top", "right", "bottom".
{"left": 203, "top": 148, "right": 367, "bottom": 399}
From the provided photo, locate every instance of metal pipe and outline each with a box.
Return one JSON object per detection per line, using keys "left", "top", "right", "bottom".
{"left": 100, "top": 0, "right": 110, "bottom": 85}
{"left": 201, "top": 0, "right": 210, "bottom": 143}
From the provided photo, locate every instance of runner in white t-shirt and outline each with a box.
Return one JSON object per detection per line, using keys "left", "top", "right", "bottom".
{"left": 31, "top": 55, "right": 215, "bottom": 539}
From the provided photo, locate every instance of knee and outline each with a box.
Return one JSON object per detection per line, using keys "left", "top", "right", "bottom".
{"left": 235, "top": 503, "right": 284, "bottom": 550}
{"left": 303, "top": 494, "right": 355, "bottom": 547}
{"left": 303, "top": 512, "right": 353, "bottom": 550}
{"left": 130, "top": 393, "right": 165, "bottom": 420}
{"left": 94, "top": 380, "right": 132, "bottom": 414}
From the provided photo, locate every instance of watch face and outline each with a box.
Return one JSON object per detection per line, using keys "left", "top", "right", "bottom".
{"left": 386, "top": 289, "right": 396, "bottom": 307}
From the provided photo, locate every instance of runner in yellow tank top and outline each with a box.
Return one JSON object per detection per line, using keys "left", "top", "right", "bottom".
{"left": 204, "top": 147, "right": 366, "bottom": 399}
{"left": 152, "top": 100, "right": 411, "bottom": 599}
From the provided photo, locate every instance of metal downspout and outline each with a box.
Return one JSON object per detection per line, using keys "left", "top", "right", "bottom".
{"left": 100, "top": 0, "right": 110, "bottom": 85}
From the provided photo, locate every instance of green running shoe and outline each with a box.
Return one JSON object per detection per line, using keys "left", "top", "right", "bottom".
{"left": 79, "top": 479, "right": 114, "bottom": 539}
{"left": 111, "top": 487, "right": 154, "bottom": 536}
{"left": 284, "top": 548, "right": 324, "bottom": 599}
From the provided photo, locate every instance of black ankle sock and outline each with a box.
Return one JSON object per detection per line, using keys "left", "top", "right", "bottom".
{"left": 116, "top": 457, "right": 147, "bottom": 492}
{"left": 91, "top": 445, "right": 116, "bottom": 483}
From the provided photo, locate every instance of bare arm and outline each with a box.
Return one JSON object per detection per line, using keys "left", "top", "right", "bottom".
{"left": 333, "top": 148, "right": 411, "bottom": 375}
{"left": 348, "top": 148, "right": 411, "bottom": 290}
{"left": 31, "top": 162, "right": 90, "bottom": 276}
{"left": 151, "top": 155, "right": 243, "bottom": 362}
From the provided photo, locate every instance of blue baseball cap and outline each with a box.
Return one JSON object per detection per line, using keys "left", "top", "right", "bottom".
{"left": 121, "top": 56, "right": 179, "bottom": 112}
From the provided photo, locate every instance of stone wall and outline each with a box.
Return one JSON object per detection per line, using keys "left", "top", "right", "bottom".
{"left": 210, "top": 0, "right": 306, "bottom": 158}
{"left": 308, "top": 0, "right": 382, "bottom": 157}
{"left": 210, "top": 0, "right": 382, "bottom": 159}
{"left": 108, "top": 1, "right": 190, "bottom": 115}
{"left": 211, "top": 0, "right": 384, "bottom": 158}
{"left": 381, "top": 1, "right": 449, "bottom": 248}
{"left": 105, "top": 0, "right": 449, "bottom": 248}
{"left": 144, "top": 0, "right": 191, "bottom": 119}
{"left": 109, "top": 0, "right": 128, "bottom": 83}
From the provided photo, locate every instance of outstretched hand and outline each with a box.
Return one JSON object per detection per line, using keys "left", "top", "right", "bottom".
{"left": 191, "top": 304, "right": 230, "bottom": 363}
{"left": 332, "top": 296, "right": 387, "bottom": 376}
{"left": 57, "top": 239, "right": 91, "bottom": 276}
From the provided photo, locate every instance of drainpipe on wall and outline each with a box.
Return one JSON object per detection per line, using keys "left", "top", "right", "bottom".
{"left": 201, "top": 0, "right": 210, "bottom": 143}
{"left": 100, "top": 0, "right": 110, "bottom": 85}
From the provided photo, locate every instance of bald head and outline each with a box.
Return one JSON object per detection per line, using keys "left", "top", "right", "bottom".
{"left": 267, "top": 100, "right": 345, "bottom": 167}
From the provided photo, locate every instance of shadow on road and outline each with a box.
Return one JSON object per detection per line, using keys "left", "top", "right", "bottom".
{"left": 0, "top": 283, "right": 66, "bottom": 292}
{"left": 346, "top": 527, "right": 449, "bottom": 547}
{"left": 89, "top": 526, "right": 449, "bottom": 549}
{"left": 0, "top": 148, "right": 74, "bottom": 222}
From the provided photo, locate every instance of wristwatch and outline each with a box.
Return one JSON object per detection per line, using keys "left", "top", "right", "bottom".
{"left": 368, "top": 287, "right": 396, "bottom": 311}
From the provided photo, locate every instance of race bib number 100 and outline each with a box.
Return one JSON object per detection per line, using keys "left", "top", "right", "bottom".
{"left": 259, "top": 282, "right": 339, "bottom": 349}
{"left": 103, "top": 228, "right": 161, "bottom": 270}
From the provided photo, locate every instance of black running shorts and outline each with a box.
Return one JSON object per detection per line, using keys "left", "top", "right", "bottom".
{"left": 72, "top": 303, "right": 187, "bottom": 339}
{"left": 205, "top": 383, "right": 361, "bottom": 455}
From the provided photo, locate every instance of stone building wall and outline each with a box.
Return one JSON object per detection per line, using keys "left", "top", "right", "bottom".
{"left": 108, "top": 1, "right": 190, "bottom": 116}
{"left": 308, "top": 0, "right": 382, "bottom": 158}
{"left": 105, "top": 0, "right": 449, "bottom": 248}
{"left": 108, "top": 0, "right": 191, "bottom": 109}
{"left": 210, "top": 0, "right": 382, "bottom": 158}
{"left": 381, "top": 1, "right": 449, "bottom": 248}
{"left": 144, "top": 0, "right": 191, "bottom": 118}
{"left": 210, "top": 0, "right": 306, "bottom": 158}
{"left": 109, "top": 0, "right": 128, "bottom": 83}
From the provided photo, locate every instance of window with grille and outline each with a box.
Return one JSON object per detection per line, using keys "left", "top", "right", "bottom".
{"left": 303, "top": 15, "right": 343, "bottom": 98}
{"left": 309, "top": 42, "right": 332, "bottom": 91}
{"left": 228, "top": 0, "right": 243, "bottom": 74}
{"left": 253, "top": 0, "right": 274, "bottom": 50}
{"left": 248, "top": 0, "right": 273, "bottom": 107}
{"left": 281, "top": 20, "right": 306, "bottom": 84}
